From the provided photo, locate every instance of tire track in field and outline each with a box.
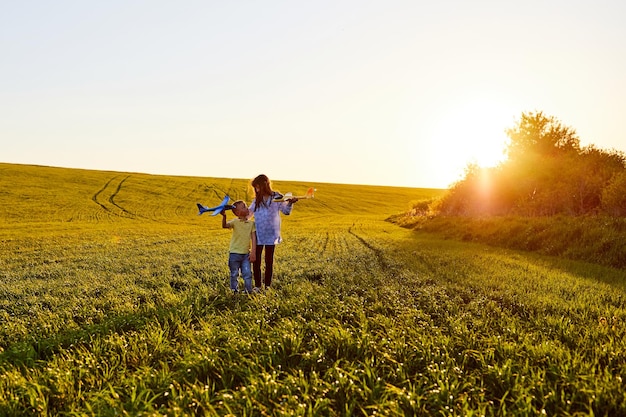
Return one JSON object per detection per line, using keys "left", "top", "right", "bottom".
{"left": 91, "top": 175, "right": 137, "bottom": 219}
{"left": 205, "top": 180, "right": 246, "bottom": 207}
{"left": 321, "top": 231, "right": 330, "bottom": 254}
{"left": 180, "top": 182, "right": 230, "bottom": 219}
{"left": 176, "top": 181, "right": 206, "bottom": 217}
{"left": 92, "top": 176, "right": 118, "bottom": 212}
{"left": 108, "top": 175, "right": 136, "bottom": 217}
{"left": 180, "top": 180, "right": 234, "bottom": 219}
{"left": 184, "top": 179, "right": 248, "bottom": 219}
{"left": 193, "top": 182, "right": 229, "bottom": 211}
{"left": 348, "top": 226, "right": 399, "bottom": 274}
{"left": 212, "top": 182, "right": 232, "bottom": 200}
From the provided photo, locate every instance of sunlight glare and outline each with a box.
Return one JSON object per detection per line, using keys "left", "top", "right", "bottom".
{"left": 426, "top": 97, "right": 514, "bottom": 186}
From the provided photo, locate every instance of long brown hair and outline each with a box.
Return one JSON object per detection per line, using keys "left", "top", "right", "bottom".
{"left": 251, "top": 174, "right": 273, "bottom": 211}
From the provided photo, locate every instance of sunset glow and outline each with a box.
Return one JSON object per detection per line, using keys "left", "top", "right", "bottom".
{"left": 423, "top": 97, "right": 513, "bottom": 186}
{"left": 1, "top": 1, "right": 625, "bottom": 189}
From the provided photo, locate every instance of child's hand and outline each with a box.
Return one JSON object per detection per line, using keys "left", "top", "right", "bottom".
{"left": 249, "top": 253, "right": 256, "bottom": 263}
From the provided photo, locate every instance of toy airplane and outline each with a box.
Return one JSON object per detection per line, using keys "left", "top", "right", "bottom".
{"left": 272, "top": 187, "right": 315, "bottom": 202}
{"left": 197, "top": 195, "right": 234, "bottom": 216}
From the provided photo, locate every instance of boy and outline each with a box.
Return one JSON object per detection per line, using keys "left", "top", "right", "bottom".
{"left": 221, "top": 200, "right": 257, "bottom": 293}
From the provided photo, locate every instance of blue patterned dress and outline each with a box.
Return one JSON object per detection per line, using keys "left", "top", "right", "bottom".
{"left": 249, "top": 196, "right": 293, "bottom": 245}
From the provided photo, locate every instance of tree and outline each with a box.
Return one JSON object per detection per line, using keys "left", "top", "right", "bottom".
{"left": 505, "top": 111, "right": 580, "bottom": 160}
{"left": 571, "top": 146, "right": 626, "bottom": 214}
{"left": 430, "top": 111, "right": 625, "bottom": 217}
{"left": 602, "top": 171, "right": 626, "bottom": 217}
{"left": 500, "top": 112, "right": 583, "bottom": 215}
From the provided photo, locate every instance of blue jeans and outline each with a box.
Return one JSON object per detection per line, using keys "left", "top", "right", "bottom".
{"left": 228, "top": 253, "right": 252, "bottom": 292}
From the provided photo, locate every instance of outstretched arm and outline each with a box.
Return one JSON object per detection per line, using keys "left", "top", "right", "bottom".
{"left": 281, "top": 199, "right": 296, "bottom": 215}
{"left": 221, "top": 211, "right": 229, "bottom": 228}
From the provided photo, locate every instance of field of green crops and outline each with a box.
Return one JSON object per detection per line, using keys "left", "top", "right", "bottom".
{"left": 1, "top": 163, "right": 625, "bottom": 416}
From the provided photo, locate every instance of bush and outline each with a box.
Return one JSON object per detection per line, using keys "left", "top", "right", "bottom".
{"left": 602, "top": 171, "right": 626, "bottom": 217}
{"left": 390, "top": 214, "right": 626, "bottom": 269}
{"left": 435, "top": 112, "right": 626, "bottom": 217}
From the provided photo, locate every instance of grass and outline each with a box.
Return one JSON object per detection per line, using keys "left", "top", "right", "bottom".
{"left": 389, "top": 213, "right": 626, "bottom": 269}
{"left": 0, "top": 163, "right": 625, "bottom": 416}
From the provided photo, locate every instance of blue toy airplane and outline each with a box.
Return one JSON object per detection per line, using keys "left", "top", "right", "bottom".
{"left": 197, "top": 195, "right": 235, "bottom": 216}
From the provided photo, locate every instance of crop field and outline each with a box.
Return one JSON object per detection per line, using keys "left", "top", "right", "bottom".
{"left": 1, "top": 163, "right": 625, "bottom": 416}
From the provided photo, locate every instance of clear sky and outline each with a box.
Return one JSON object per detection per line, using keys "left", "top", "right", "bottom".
{"left": 2, "top": 1, "right": 625, "bottom": 188}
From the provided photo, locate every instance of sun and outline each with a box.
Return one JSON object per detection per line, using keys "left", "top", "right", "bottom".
{"left": 426, "top": 97, "right": 514, "bottom": 185}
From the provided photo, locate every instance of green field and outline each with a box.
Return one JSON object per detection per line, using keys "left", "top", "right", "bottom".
{"left": 1, "top": 163, "right": 624, "bottom": 416}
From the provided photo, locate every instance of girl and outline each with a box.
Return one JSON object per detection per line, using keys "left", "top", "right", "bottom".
{"left": 248, "top": 174, "right": 297, "bottom": 291}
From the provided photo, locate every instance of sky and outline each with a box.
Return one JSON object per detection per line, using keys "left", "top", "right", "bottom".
{"left": 2, "top": 1, "right": 625, "bottom": 189}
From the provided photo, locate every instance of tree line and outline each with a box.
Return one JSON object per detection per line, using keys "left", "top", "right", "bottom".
{"left": 433, "top": 111, "right": 626, "bottom": 217}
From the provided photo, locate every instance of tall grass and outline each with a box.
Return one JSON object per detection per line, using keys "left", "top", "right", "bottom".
{"left": 1, "top": 163, "right": 625, "bottom": 415}
{"left": 389, "top": 213, "right": 626, "bottom": 269}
